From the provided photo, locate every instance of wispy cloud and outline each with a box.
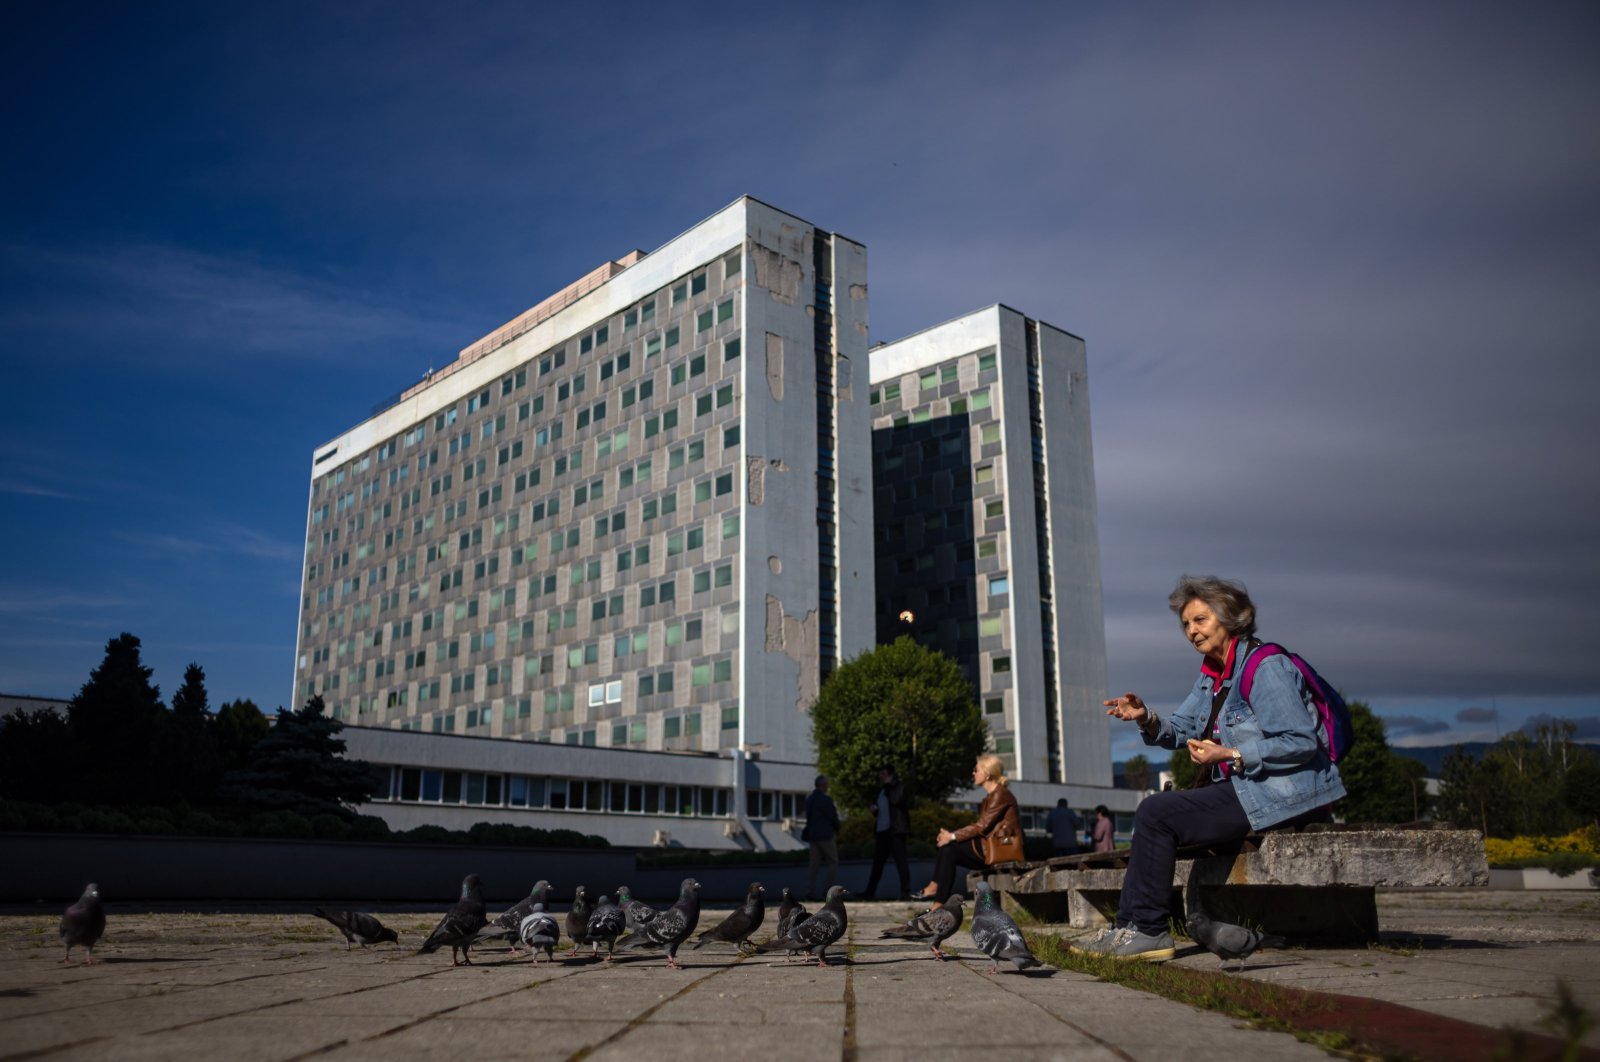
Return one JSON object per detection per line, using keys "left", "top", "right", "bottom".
{"left": 0, "top": 242, "right": 463, "bottom": 369}
{"left": 116, "top": 521, "right": 299, "bottom": 565}
{"left": 0, "top": 479, "right": 77, "bottom": 500}
{"left": 1383, "top": 715, "right": 1452, "bottom": 738}
{"left": 0, "top": 590, "right": 128, "bottom": 617}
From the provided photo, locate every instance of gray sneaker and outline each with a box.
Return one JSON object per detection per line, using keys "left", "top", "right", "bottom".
{"left": 1072, "top": 925, "right": 1175, "bottom": 962}
{"left": 1068, "top": 925, "right": 1124, "bottom": 955}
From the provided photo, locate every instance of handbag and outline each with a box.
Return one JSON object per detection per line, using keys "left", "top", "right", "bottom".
{"left": 978, "top": 823, "right": 1025, "bottom": 865}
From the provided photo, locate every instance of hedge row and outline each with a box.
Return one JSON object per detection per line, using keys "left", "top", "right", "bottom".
{"left": 0, "top": 799, "right": 608, "bottom": 849}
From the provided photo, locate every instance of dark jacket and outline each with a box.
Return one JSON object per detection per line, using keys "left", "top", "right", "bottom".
{"left": 877, "top": 779, "right": 911, "bottom": 835}
{"left": 951, "top": 785, "right": 1021, "bottom": 862}
{"left": 804, "top": 789, "right": 840, "bottom": 841}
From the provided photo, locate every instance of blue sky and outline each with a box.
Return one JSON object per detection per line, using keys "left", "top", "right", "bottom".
{"left": 2, "top": 1, "right": 1596, "bottom": 765}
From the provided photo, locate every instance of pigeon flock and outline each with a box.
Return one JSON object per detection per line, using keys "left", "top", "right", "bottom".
{"left": 51, "top": 869, "right": 1287, "bottom": 974}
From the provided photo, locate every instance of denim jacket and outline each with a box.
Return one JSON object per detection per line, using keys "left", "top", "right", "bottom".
{"left": 1143, "top": 639, "right": 1345, "bottom": 830}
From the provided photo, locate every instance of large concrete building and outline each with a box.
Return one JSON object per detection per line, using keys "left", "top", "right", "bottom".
{"left": 295, "top": 198, "right": 1124, "bottom": 848}
{"left": 867, "top": 307, "right": 1110, "bottom": 787}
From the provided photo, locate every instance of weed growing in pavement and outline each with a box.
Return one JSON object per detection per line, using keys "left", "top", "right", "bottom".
{"left": 1539, "top": 980, "right": 1594, "bottom": 1062}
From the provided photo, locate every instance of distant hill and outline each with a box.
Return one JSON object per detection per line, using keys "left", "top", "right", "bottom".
{"left": 1116, "top": 741, "right": 1598, "bottom": 782}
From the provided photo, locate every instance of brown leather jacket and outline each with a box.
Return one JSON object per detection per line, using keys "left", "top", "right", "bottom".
{"left": 952, "top": 784, "right": 1021, "bottom": 854}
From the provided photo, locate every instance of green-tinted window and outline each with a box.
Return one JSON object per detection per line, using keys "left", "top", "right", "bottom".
{"left": 972, "top": 388, "right": 991, "bottom": 410}
{"left": 724, "top": 337, "right": 740, "bottom": 362}
{"left": 697, "top": 309, "right": 713, "bottom": 332}
{"left": 717, "top": 298, "right": 733, "bottom": 322}
{"left": 941, "top": 364, "right": 958, "bottom": 384}
{"left": 978, "top": 353, "right": 997, "bottom": 372}
{"left": 721, "top": 707, "right": 738, "bottom": 730}
{"left": 713, "top": 659, "right": 731, "bottom": 682}
{"left": 692, "top": 664, "right": 710, "bottom": 687}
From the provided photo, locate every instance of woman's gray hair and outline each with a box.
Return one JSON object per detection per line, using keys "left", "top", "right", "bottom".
{"left": 1168, "top": 575, "right": 1257, "bottom": 638}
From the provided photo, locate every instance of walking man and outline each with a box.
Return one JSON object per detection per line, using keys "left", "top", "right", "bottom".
{"left": 862, "top": 765, "right": 911, "bottom": 899}
{"left": 803, "top": 775, "right": 841, "bottom": 900}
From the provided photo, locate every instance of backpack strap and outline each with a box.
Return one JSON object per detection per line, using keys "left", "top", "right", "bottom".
{"left": 1237, "top": 640, "right": 1282, "bottom": 704}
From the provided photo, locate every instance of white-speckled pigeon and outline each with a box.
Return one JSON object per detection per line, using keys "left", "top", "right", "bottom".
{"left": 487, "top": 880, "right": 551, "bottom": 953}
{"left": 614, "top": 877, "right": 701, "bottom": 969}
{"left": 758, "top": 885, "right": 848, "bottom": 967}
{"left": 616, "top": 885, "right": 657, "bottom": 933}
{"left": 585, "top": 894, "right": 627, "bottom": 960}
{"left": 416, "top": 873, "right": 488, "bottom": 966}
{"left": 970, "top": 882, "right": 1039, "bottom": 974}
{"left": 517, "top": 904, "right": 560, "bottom": 963}
{"left": 313, "top": 907, "right": 399, "bottom": 949}
{"left": 880, "top": 894, "right": 964, "bottom": 961}
{"left": 60, "top": 883, "right": 105, "bottom": 965}
{"left": 773, "top": 887, "right": 811, "bottom": 962}
{"left": 693, "top": 882, "right": 765, "bottom": 952}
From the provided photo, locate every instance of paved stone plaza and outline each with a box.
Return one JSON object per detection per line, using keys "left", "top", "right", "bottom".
{"left": 1, "top": 890, "right": 1595, "bottom": 1061}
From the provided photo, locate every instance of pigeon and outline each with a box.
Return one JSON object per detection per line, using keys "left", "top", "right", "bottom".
{"left": 880, "top": 894, "right": 965, "bottom": 961}
{"left": 693, "top": 881, "right": 765, "bottom": 952}
{"left": 312, "top": 907, "right": 400, "bottom": 949}
{"left": 59, "top": 883, "right": 106, "bottom": 965}
{"left": 517, "top": 904, "right": 560, "bottom": 963}
{"left": 970, "top": 882, "right": 1039, "bottom": 974}
{"left": 773, "top": 888, "right": 811, "bottom": 962}
{"left": 614, "top": 877, "right": 702, "bottom": 969}
{"left": 585, "top": 894, "right": 627, "bottom": 960}
{"left": 565, "top": 886, "right": 593, "bottom": 957}
{"left": 758, "top": 885, "right": 848, "bottom": 967}
{"left": 487, "top": 880, "right": 552, "bottom": 952}
{"left": 616, "top": 886, "right": 657, "bottom": 933}
{"left": 416, "top": 873, "right": 488, "bottom": 966}
{"left": 1185, "top": 881, "right": 1284, "bottom": 971}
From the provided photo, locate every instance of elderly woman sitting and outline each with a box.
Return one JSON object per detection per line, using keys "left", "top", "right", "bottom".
{"left": 1080, "top": 574, "right": 1345, "bottom": 961}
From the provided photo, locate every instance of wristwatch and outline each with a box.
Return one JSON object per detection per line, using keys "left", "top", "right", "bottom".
{"left": 1230, "top": 749, "right": 1244, "bottom": 771}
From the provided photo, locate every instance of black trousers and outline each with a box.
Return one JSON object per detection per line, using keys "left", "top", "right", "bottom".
{"left": 1116, "top": 782, "right": 1250, "bottom": 935}
{"left": 930, "top": 839, "right": 988, "bottom": 903}
{"left": 863, "top": 830, "right": 909, "bottom": 898}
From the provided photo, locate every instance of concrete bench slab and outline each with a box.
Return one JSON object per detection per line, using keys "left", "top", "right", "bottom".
{"left": 976, "top": 824, "right": 1489, "bottom": 944}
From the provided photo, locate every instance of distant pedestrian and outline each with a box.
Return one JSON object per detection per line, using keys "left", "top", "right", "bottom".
{"left": 1092, "top": 806, "right": 1115, "bottom": 853}
{"left": 803, "top": 775, "right": 841, "bottom": 900}
{"left": 862, "top": 765, "right": 912, "bottom": 900}
{"left": 1046, "top": 799, "right": 1082, "bottom": 857}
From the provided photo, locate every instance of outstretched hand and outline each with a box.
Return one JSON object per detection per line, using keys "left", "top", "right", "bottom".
{"left": 1103, "top": 693, "right": 1149, "bottom": 724}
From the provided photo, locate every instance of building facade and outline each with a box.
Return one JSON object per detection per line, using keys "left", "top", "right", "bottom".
{"left": 296, "top": 201, "right": 1124, "bottom": 847}
{"left": 867, "top": 306, "right": 1111, "bottom": 786}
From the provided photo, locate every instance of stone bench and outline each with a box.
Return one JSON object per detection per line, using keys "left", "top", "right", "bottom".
{"left": 974, "top": 823, "right": 1489, "bottom": 944}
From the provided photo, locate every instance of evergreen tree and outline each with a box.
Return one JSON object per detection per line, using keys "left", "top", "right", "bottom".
{"left": 810, "top": 637, "right": 987, "bottom": 810}
{"left": 1334, "top": 701, "right": 1425, "bottom": 822}
{"left": 219, "top": 695, "right": 378, "bottom": 818}
{"left": 1123, "top": 754, "right": 1152, "bottom": 791}
{"left": 151, "top": 663, "right": 223, "bottom": 804}
{"left": 213, "top": 698, "right": 270, "bottom": 771}
{"left": 68, "top": 633, "right": 166, "bottom": 804}
{"left": 1559, "top": 749, "right": 1600, "bottom": 833}
{"left": 0, "top": 708, "right": 72, "bottom": 804}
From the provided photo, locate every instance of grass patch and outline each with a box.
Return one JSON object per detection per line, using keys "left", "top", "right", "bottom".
{"left": 1022, "top": 931, "right": 1555, "bottom": 1060}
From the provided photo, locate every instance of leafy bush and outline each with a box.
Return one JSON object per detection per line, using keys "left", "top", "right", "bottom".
{"left": 1484, "top": 828, "right": 1598, "bottom": 875}
{"left": 0, "top": 797, "right": 607, "bottom": 849}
